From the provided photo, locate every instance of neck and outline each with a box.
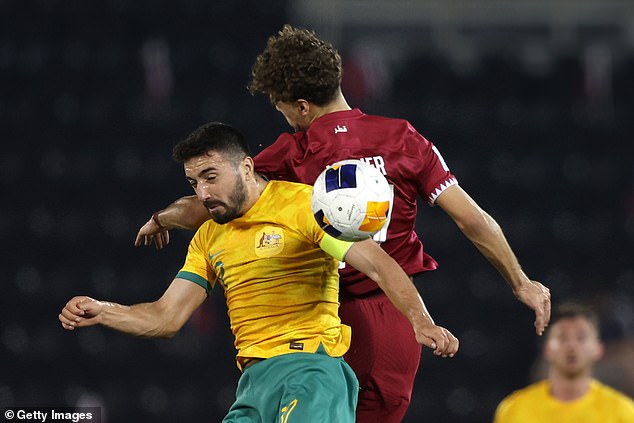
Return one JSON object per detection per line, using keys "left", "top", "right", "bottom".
{"left": 308, "top": 89, "right": 352, "bottom": 124}
{"left": 254, "top": 173, "right": 268, "bottom": 196}
{"left": 548, "top": 370, "right": 593, "bottom": 402}
{"left": 243, "top": 173, "right": 268, "bottom": 211}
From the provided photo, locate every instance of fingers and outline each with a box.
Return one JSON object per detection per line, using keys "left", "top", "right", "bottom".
{"left": 155, "top": 231, "right": 166, "bottom": 249}
{"left": 420, "top": 327, "right": 459, "bottom": 358}
{"left": 134, "top": 231, "right": 143, "bottom": 247}
{"left": 58, "top": 297, "right": 101, "bottom": 330}
{"left": 534, "top": 283, "right": 551, "bottom": 336}
{"left": 134, "top": 221, "right": 170, "bottom": 250}
{"left": 58, "top": 296, "right": 89, "bottom": 330}
{"left": 161, "top": 230, "right": 170, "bottom": 246}
{"left": 59, "top": 310, "right": 79, "bottom": 330}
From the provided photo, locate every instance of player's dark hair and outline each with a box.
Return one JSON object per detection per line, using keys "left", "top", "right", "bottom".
{"left": 550, "top": 302, "right": 600, "bottom": 333}
{"left": 172, "top": 122, "right": 250, "bottom": 164}
{"left": 248, "top": 24, "right": 343, "bottom": 106}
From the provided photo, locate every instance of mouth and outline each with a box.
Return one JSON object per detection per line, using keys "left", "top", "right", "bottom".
{"left": 204, "top": 202, "right": 224, "bottom": 213}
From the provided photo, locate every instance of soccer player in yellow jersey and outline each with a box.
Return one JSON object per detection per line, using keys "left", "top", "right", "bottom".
{"left": 494, "top": 302, "right": 634, "bottom": 423}
{"left": 59, "top": 122, "right": 459, "bottom": 423}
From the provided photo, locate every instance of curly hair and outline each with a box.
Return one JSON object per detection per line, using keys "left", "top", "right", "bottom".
{"left": 248, "top": 25, "right": 343, "bottom": 106}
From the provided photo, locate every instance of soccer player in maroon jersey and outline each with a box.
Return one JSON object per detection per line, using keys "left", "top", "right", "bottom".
{"left": 136, "top": 25, "right": 551, "bottom": 423}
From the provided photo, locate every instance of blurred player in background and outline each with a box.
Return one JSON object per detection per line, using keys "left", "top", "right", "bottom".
{"left": 493, "top": 301, "right": 634, "bottom": 423}
{"left": 60, "top": 122, "right": 458, "bottom": 423}
{"left": 136, "top": 26, "right": 551, "bottom": 422}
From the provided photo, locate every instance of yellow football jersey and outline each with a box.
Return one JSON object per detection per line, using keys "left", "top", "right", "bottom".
{"left": 176, "top": 180, "right": 353, "bottom": 370}
{"left": 494, "top": 379, "right": 634, "bottom": 423}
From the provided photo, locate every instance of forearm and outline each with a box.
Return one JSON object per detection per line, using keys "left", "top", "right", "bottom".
{"left": 346, "top": 241, "right": 434, "bottom": 327}
{"left": 376, "top": 261, "right": 434, "bottom": 327}
{"left": 98, "top": 301, "right": 181, "bottom": 338}
{"left": 462, "top": 211, "right": 528, "bottom": 291}
{"left": 156, "top": 195, "right": 210, "bottom": 231}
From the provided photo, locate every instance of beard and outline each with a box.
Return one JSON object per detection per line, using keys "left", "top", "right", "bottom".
{"left": 203, "top": 176, "right": 248, "bottom": 224}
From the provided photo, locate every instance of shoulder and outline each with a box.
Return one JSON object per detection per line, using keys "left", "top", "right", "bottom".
{"left": 266, "top": 180, "right": 313, "bottom": 199}
{"left": 256, "top": 131, "right": 304, "bottom": 155}
{"left": 591, "top": 380, "right": 634, "bottom": 405}
{"left": 193, "top": 218, "right": 219, "bottom": 241}
{"left": 494, "top": 381, "right": 549, "bottom": 422}
{"left": 499, "top": 380, "right": 548, "bottom": 407}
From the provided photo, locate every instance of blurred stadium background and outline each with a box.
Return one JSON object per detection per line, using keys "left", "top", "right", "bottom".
{"left": 1, "top": 0, "right": 633, "bottom": 421}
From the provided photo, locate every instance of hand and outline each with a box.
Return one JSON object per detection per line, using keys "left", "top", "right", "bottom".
{"left": 414, "top": 322, "right": 459, "bottom": 358}
{"left": 134, "top": 216, "right": 170, "bottom": 249}
{"left": 59, "top": 296, "right": 105, "bottom": 330}
{"left": 514, "top": 280, "right": 551, "bottom": 336}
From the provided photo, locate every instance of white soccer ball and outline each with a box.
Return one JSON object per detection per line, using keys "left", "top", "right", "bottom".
{"left": 311, "top": 159, "right": 393, "bottom": 242}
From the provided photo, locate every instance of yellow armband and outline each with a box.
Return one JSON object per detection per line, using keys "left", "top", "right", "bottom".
{"left": 319, "top": 233, "right": 353, "bottom": 262}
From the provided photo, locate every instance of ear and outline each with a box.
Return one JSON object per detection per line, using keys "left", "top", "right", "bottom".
{"left": 296, "top": 99, "right": 310, "bottom": 115}
{"left": 593, "top": 340, "right": 605, "bottom": 361}
{"left": 542, "top": 340, "right": 552, "bottom": 360}
{"left": 242, "top": 156, "right": 255, "bottom": 180}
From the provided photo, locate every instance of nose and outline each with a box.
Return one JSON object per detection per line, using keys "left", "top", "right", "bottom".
{"left": 196, "top": 182, "right": 213, "bottom": 201}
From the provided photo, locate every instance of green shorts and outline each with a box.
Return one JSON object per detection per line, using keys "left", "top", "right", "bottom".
{"left": 223, "top": 345, "right": 359, "bottom": 423}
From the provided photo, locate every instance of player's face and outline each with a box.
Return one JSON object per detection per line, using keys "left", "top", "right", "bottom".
{"left": 275, "top": 101, "right": 310, "bottom": 131}
{"left": 184, "top": 151, "right": 248, "bottom": 224}
{"left": 544, "top": 316, "right": 603, "bottom": 379}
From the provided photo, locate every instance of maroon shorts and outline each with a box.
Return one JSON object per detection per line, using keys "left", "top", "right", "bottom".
{"left": 339, "top": 291, "right": 422, "bottom": 423}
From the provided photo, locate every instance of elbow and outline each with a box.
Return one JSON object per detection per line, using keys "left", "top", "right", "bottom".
{"left": 144, "top": 322, "right": 181, "bottom": 339}
{"left": 147, "top": 302, "right": 185, "bottom": 339}
{"left": 158, "top": 328, "right": 179, "bottom": 339}
{"left": 457, "top": 208, "right": 498, "bottom": 240}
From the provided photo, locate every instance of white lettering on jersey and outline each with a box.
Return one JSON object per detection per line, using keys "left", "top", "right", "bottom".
{"left": 359, "top": 155, "right": 387, "bottom": 176}
{"left": 334, "top": 125, "right": 348, "bottom": 134}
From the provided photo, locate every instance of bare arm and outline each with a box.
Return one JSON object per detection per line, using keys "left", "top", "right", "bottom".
{"left": 344, "top": 239, "right": 459, "bottom": 357}
{"left": 135, "top": 195, "right": 210, "bottom": 249}
{"left": 435, "top": 184, "right": 551, "bottom": 334}
{"left": 58, "top": 278, "right": 207, "bottom": 338}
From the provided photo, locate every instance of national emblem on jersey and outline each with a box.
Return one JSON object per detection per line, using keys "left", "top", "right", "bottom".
{"left": 254, "top": 226, "right": 285, "bottom": 257}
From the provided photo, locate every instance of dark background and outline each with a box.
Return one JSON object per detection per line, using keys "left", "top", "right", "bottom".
{"left": 1, "top": 1, "right": 633, "bottom": 422}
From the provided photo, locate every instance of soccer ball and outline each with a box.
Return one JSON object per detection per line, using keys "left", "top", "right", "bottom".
{"left": 311, "top": 159, "right": 392, "bottom": 242}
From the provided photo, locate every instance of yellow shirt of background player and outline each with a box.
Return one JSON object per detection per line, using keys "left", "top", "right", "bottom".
{"left": 494, "top": 379, "right": 634, "bottom": 423}
{"left": 176, "top": 180, "right": 353, "bottom": 370}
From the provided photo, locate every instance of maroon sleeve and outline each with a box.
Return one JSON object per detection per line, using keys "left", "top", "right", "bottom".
{"left": 405, "top": 122, "right": 458, "bottom": 204}
{"left": 253, "top": 134, "right": 293, "bottom": 180}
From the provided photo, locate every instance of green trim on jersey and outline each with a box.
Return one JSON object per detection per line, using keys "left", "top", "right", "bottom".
{"left": 176, "top": 270, "right": 212, "bottom": 294}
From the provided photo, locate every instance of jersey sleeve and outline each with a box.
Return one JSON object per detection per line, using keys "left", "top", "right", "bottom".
{"left": 254, "top": 133, "right": 295, "bottom": 180}
{"left": 175, "top": 226, "right": 216, "bottom": 294}
{"left": 405, "top": 122, "right": 458, "bottom": 205}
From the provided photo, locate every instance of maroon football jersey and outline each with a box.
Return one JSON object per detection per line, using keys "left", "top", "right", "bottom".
{"left": 254, "top": 108, "right": 458, "bottom": 295}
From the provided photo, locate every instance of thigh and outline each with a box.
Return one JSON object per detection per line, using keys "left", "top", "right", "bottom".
{"left": 340, "top": 293, "right": 422, "bottom": 422}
